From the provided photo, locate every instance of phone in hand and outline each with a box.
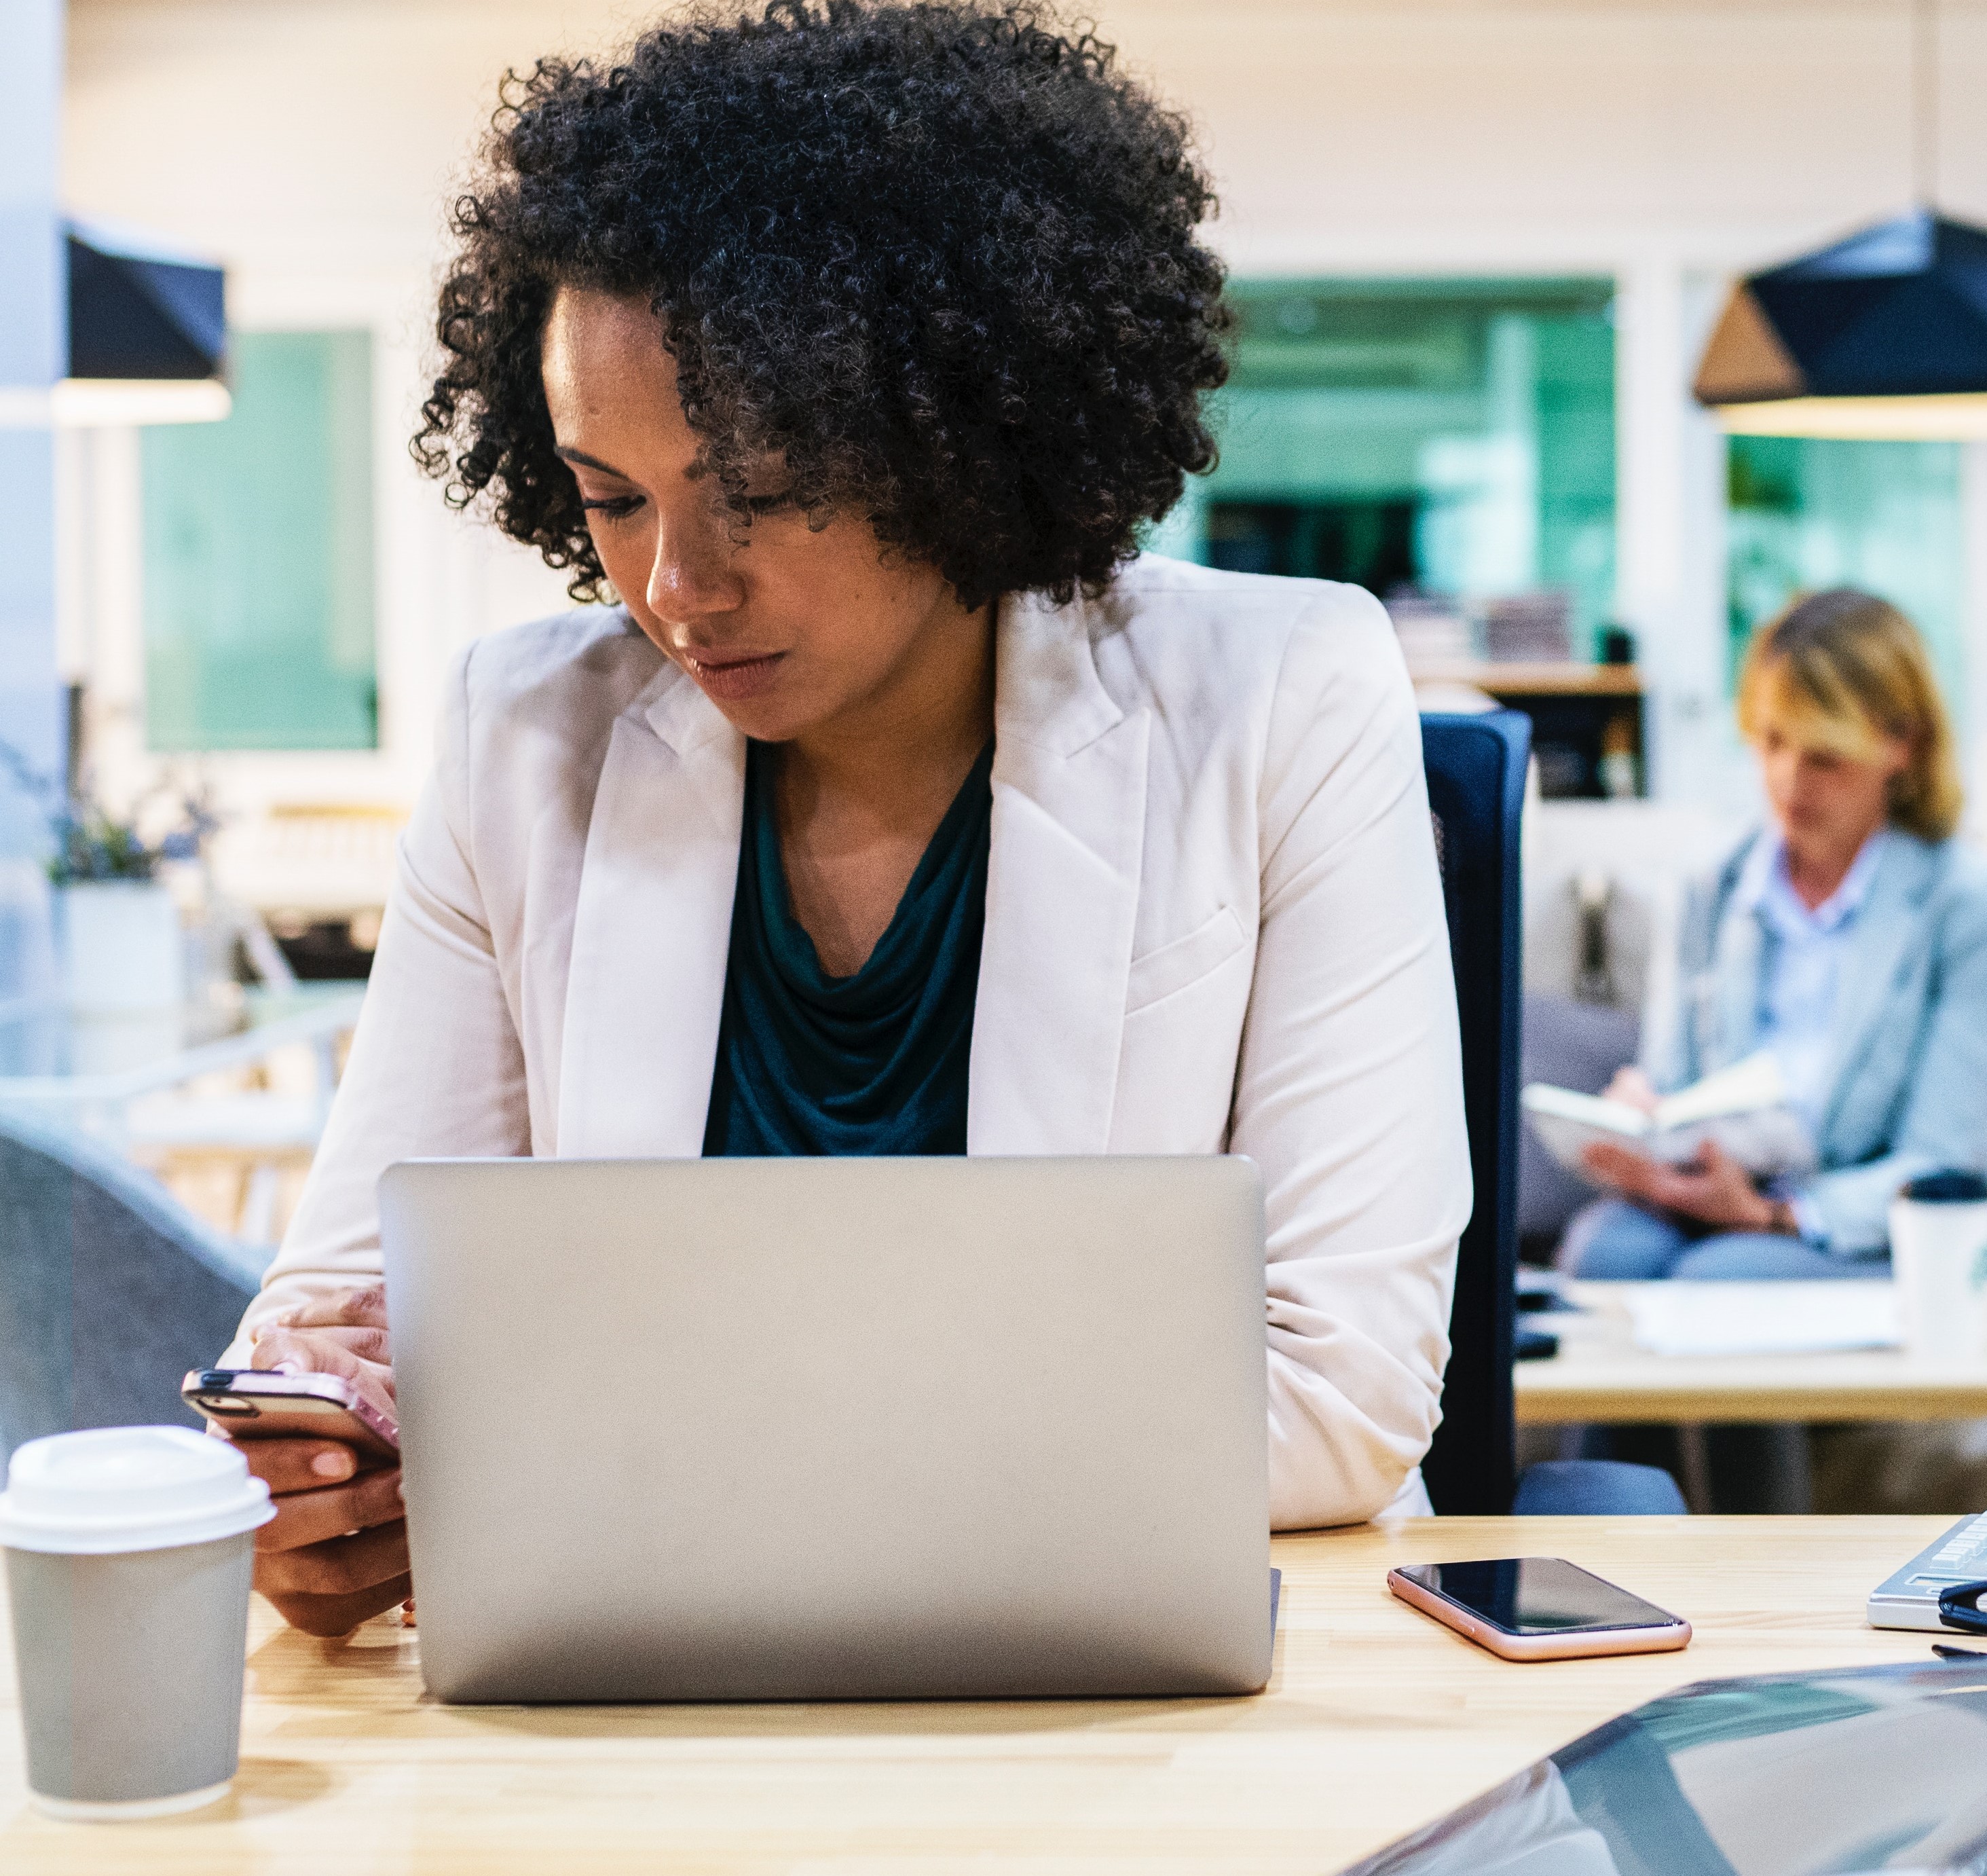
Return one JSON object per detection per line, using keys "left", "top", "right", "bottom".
{"left": 1388, "top": 1557, "right": 1690, "bottom": 1661}
{"left": 181, "top": 1368, "right": 399, "bottom": 1463}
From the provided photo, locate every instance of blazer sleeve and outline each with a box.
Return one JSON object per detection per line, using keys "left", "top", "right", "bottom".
{"left": 1797, "top": 870, "right": 1987, "bottom": 1256}
{"left": 219, "top": 642, "right": 532, "bottom": 1362}
{"left": 1229, "top": 591, "right": 1472, "bottom": 1530}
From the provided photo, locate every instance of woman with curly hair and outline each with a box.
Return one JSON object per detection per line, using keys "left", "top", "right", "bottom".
{"left": 225, "top": 0, "right": 1470, "bottom": 1636}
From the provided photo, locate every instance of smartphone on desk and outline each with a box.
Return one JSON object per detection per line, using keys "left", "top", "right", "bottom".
{"left": 1388, "top": 1557, "right": 1690, "bottom": 1661}
{"left": 182, "top": 1369, "right": 399, "bottom": 1463}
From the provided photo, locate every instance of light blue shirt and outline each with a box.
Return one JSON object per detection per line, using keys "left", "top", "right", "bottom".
{"left": 1736, "top": 828, "right": 1887, "bottom": 1133}
{"left": 1733, "top": 830, "right": 1887, "bottom": 1240}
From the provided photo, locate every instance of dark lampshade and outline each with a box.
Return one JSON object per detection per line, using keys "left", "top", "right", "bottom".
{"left": 1694, "top": 208, "right": 1987, "bottom": 437}
{"left": 0, "top": 221, "right": 236, "bottom": 425}
{"left": 67, "top": 222, "right": 226, "bottom": 382}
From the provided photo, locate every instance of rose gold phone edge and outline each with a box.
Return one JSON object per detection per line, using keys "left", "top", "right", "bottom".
{"left": 1386, "top": 1568, "right": 1692, "bottom": 1661}
{"left": 181, "top": 1367, "right": 401, "bottom": 1461}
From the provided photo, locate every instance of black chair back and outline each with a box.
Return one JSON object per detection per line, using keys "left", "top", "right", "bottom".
{"left": 1417, "top": 710, "right": 1530, "bottom": 1514}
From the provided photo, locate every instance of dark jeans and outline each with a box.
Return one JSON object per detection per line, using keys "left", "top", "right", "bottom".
{"left": 1559, "top": 1198, "right": 1890, "bottom": 1281}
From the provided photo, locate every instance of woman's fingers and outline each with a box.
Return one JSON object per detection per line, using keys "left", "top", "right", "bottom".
{"left": 1644, "top": 1170, "right": 1703, "bottom": 1212}
{"left": 260, "top": 1571, "right": 415, "bottom": 1640}
{"left": 248, "top": 1327, "right": 396, "bottom": 1412}
{"left": 1652, "top": 1143, "right": 1764, "bottom": 1226}
{"left": 264, "top": 1324, "right": 392, "bottom": 1366}
{"left": 254, "top": 1517, "right": 411, "bottom": 1602}
{"left": 1583, "top": 1140, "right": 1656, "bottom": 1197}
{"left": 248, "top": 1326, "right": 372, "bottom": 1382}
{"left": 274, "top": 1285, "right": 390, "bottom": 1332}
{"left": 1586, "top": 1132, "right": 1766, "bottom": 1228}
{"left": 1601, "top": 1067, "right": 1660, "bottom": 1115}
{"left": 255, "top": 1467, "right": 405, "bottom": 1553}
{"left": 231, "top": 1434, "right": 365, "bottom": 1496}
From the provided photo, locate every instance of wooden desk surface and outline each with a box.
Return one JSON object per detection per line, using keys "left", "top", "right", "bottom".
{"left": 1517, "top": 1282, "right": 1987, "bottom": 1424}
{"left": 0, "top": 1516, "right": 1953, "bottom": 1873}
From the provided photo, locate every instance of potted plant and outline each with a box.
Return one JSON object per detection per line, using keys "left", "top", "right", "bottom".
{"left": 3, "top": 743, "right": 212, "bottom": 1016}
{"left": 48, "top": 805, "right": 196, "bottom": 1015}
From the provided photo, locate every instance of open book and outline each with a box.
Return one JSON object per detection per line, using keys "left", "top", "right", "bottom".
{"left": 1521, "top": 1051, "right": 1817, "bottom": 1181}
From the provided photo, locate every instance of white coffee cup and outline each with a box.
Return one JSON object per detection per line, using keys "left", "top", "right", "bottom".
{"left": 1889, "top": 1171, "right": 1987, "bottom": 1363}
{"left": 0, "top": 1425, "right": 274, "bottom": 1820}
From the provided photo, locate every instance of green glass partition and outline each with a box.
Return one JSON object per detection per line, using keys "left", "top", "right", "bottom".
{"left": 1151, "top": 278, "right": 1618, "bottom": 655}
{"left": 1726, "top": 435, "right": 1965, "bottom": 732}
{"left": 142, "top": 330, "right": 377, "bottom": 750}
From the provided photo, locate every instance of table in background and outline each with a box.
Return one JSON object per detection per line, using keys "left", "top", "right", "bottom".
{"left": 0, "top": 987, "right": 363, "bottom": 1125}
{"left": 1409, "top": 659, "right": 1644, "bottom": 798}
{"left": 1517, "top": 1281, "right": 1987, "bottom": 1424}
{"left": 0, "top": 1516, "right": 1951, "bottom": 1873}
{"left": 0, "top": 987, "right": 365, "bottom": 1238}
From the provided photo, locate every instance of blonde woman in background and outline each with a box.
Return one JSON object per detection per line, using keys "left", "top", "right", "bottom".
{"left": 1565, "top": 587, "right": 1987, "bottom": 1279}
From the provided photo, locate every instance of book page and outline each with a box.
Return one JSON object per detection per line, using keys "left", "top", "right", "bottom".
{"left": 1519, "top": 1084, "right": 1654, "bottom": 1137}
{"left": 1652, "top": 1052, "right": 1787, "bottom": 1130}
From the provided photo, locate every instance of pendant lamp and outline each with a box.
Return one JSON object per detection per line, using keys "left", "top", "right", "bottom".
{"left": 0, "top": 219, "right": 229, "bottom": 429}
{"left": 1694, "top": 0, "right": 1987, "bottom": 439}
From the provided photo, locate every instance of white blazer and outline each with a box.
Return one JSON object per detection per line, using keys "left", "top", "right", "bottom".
{"left": 230, "top": 555, "right": 1471, "bottom": 1529}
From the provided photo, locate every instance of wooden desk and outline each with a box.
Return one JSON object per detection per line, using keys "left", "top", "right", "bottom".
{"left": 1408, "top": 659, "right": 1643, "bottom": 697}
{"left": 1409, "top": 662, "right": 1644, "bottom": 798}
{"left": 0, "top": 1516, "right": 1952, "bottom": 1872}
{"left": 1517, "top": 1282, "right": 1987, "bottom": 1424}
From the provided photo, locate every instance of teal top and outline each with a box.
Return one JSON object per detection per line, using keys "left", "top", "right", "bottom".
{"left": 701, "top": 740, "right": 994, "bottom": 1157}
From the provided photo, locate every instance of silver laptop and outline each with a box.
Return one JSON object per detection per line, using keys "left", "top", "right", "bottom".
{"left": 378, "top": 1155, "right": 1271, "bottom": 1703}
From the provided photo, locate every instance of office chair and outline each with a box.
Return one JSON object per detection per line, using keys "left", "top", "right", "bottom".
{"left": 1418, "top": 711, "right": 1686, "bottom": 1517}
{"left": 0, "top": 1107, "right": 270, "bottom": 1460}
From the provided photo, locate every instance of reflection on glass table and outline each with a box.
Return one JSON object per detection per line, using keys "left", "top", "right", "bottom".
{"left": 0, "top": 985, "right": 363, "bottom": 1102}
{"left": 1342, "top": 1659, "right": 1987, "bottom": 1875}
{"left": 0, "top": 985, "right": 364, "bottom": 1243}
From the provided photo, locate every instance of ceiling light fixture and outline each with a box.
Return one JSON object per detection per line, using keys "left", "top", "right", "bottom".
{"left": 0, "top": 220, "right": 229, "bottom": 430}
{"left": 1694, "top": 0, "right": 1987, "bottom": 440}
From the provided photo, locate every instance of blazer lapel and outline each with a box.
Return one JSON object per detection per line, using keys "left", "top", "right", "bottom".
{"left": 557, "top": 667, "right": 744, "bottom": 1158}
{"left": 1817, "top": 836, "right": 1937, "bottom": 1145}
{"left": 1709, "top": 863, "right": 1765, "bottom": 1075}
{"left": 969, "top": 590, "right": 1149, "bottom": 1156}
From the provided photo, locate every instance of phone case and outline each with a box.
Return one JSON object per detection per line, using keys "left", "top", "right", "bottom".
{"left": 181, "top": 1368, "right": 400, "bottom": 1459}
{"left": 1387, "top": 1567, "right": 1691, "bottom": 1661}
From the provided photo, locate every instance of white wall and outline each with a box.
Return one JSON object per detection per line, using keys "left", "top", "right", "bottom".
{"left": 61, "top": 0, "right": 1987, "bottom": 815}
{"left": 2, "top": 0, "right": 67, "bottom": 1007}
{"left": 5, "top": 0, "right": 65, "bottom": 850}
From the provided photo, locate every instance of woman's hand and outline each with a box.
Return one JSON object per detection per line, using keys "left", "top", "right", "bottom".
{"left": 1600, "top": 1066, "right": 1661, "bottom": 1115}
{"left": 1582, "top": 1137, "right": 1783, "bottom": 1232}
{"left": 234, "top": 1285, "right": 412, "bottom": 1638}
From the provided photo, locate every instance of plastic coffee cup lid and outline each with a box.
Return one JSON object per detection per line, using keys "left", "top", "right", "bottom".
{"left": 0, "top": 1425, "right": 274, "bottom": 1555}
{"left": 1902, "top": 1170, "right": 1987, "bottom": 1205}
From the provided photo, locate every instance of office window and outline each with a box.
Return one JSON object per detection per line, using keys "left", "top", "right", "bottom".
{"left": 1153, "top": 278, "right": 1617, "bottom": 655}
{"left": 142, "top": 330, "right": 377, "bottom": 750}
{"left": 1726, "top": 436, "right": 1965, "bottom": 730}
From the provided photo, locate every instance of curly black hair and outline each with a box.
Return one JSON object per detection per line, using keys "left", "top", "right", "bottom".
{"left": 411, "top": 0, "right": 1229, "bottom": 608}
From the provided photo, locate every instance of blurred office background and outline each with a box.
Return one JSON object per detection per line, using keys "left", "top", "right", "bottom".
{"left": 6, "top": 0, "right": 1987, "bottom": 1501}
{"left": 39, "top": 0, "right": 1987, "bottom": 837}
